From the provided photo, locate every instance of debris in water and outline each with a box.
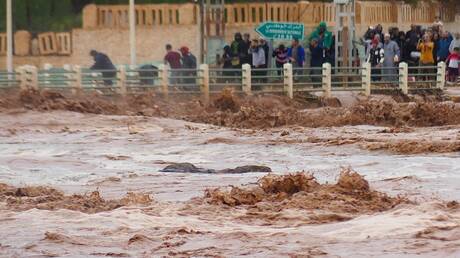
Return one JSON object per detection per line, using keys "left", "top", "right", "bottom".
{"left": 160, "top": 163, "right": 272, "bottom": 174}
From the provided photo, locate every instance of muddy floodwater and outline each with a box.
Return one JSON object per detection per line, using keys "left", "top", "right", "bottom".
{"left": 0, "top": 110, "right": 459, "bottom": 257}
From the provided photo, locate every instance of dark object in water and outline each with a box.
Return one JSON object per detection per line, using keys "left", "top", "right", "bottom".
{"left": 160, "top": 163, "right": 272, "bottom": 174}
{"left": 160, "top": 163, "right": 215, "bottom": 173}
{"left": 218, "top": 165, "right": 272, "bottom": 174}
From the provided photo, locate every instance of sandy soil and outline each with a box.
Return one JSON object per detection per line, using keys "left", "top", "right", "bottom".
{"left": 0, "top": 109, "right": 459, "bottom": 257}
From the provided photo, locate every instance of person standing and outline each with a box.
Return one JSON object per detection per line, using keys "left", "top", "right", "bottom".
{"left": 366, "top": 39, "right": 384, "bottom": 81}
{"left": 383, "top": 33, "right": 400, "bottom": 82}
{"left": 406, "top": 24, "right": 420, "bottom": 65}
{"left": 164, "top": 44, "right": 182, "bottom": 85}
{"left": 446, "top": 47, "right": 460, "bottom": 84}
{"left": 309, "top": 38, "right": 324, "bottom": 84}
{"left": 288, "top": 38, "right": 305, "bottom": 68}
{"left": 259, "top": 38, "right": 270, "bottom": 68}
{"left": 374, "top": 24, "right": 384, "bottom": 43}
{"left": 432, "top": 32, "right": 440, "bottom": 64}
{"left": 90, "top": 50, "right": 116, "bottom": 86}
{"left": 437, "top": 31, "right": 452, "bottom": 63}
{"left": 250, "top": 39, "right": 266, "bottom": 85}
{"left": 309, "top": 21, "right": 333, "bottom": 50}
{"left": 417, "top": 34, "right": 435, "bottom": 81}
{"left": 230, "top": 33, "right": 244, "bottom": 69}
{"left": 179, "top": 46, "right": 197, "bottom": 84}
{"left": 221, "top": 45, "right": 234, "bottom": 81}
{"left": 396, "top": 32, "right": 407, "bottom": 63}
{"left": 242, "top": 33, "right": 252, "bottom": 66}
{"left": 288, "top": 38, "right": 305, "bottom": 80}
{"left": 273, "top": 44, "right": 289, "bottom": 76}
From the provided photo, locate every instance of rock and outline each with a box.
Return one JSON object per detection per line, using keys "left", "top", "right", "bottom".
{"left": 159, "top": 163, "right": 272, "bottom": 174}
{"left": 160, "top": 163, "right": 215, "bottom": 173}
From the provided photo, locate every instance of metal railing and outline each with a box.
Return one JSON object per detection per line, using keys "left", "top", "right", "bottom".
{"left": 2, "top": 61, "right": 451, "bottom": 100}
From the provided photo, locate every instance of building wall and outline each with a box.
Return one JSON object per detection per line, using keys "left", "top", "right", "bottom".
{"left": 2, "top": 25, "right": 199, "bottom": 69}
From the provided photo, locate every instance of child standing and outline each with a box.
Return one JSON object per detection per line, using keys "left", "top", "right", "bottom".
{"left": 446, "top": 47, "right": 460, "bottom": 84}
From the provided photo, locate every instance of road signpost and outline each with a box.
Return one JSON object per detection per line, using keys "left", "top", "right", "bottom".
{"left": 255, "top": 22, "right": 305, "bottom": 41}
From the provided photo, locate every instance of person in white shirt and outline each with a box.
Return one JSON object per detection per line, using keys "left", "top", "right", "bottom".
{"left": 250, "top": 39, "right": 266, "bottom": 84}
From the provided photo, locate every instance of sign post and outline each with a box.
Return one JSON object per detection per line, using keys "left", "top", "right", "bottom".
{"left": 255, "top": 22, "right": 304, "bottom": 41}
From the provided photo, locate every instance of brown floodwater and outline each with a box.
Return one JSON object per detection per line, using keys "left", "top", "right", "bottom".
{"left": 0, "top": 109, "right": 459, "bottom": 257}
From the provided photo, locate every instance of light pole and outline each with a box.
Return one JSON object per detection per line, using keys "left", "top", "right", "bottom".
{"left": 129, "top": 0, "right": 136, "bottom": 66}
{"left": 6, "top": 0, "right": 13, "bottom": 73}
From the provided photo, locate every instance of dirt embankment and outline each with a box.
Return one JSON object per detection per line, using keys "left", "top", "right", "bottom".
{"left": 0, "top": 183, "right": 152, "bottom": 213}
{"left": 1, "top": 88, "right": 460, "bottom": 129}
{"left": 184, "top": 169, "right": 408, "bottom": 225}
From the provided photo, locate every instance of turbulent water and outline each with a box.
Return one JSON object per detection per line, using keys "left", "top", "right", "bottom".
{"left": 0, "top": 110, "right": 459, "bottom": 257}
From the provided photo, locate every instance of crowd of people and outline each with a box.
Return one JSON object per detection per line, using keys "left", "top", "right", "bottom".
{"left": 89, "top": 18, "right": 460, "bottom": 87}
{"left": 220, "top": 22, "right": 334, "bottom": 82}
{"left": 363, "top": 17, "right": 460, "bottom": 83}
{"left": 219, "top": 18, "right": 460, "bottom": 84}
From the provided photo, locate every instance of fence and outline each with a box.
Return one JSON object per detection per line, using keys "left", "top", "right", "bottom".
{"left": 2, "top": 62, "right": 449, "bottom": 101}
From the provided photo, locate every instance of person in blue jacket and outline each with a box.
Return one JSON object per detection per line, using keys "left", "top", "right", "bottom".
{"left": 90, "top": 50, "right": 116, "bottom": 86}
{"left": 437, "top": 31, "right": 453, "bottom": 63}
{"left": 287, "top": 38, "right": 305, "bottom": 68}
{"left": 309, "top": 38, "right": 324, "bottom": 83}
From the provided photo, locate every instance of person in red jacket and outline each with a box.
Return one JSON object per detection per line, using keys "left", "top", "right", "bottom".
{"left": 164, "top": 44, "right": 182, "bottom": 85}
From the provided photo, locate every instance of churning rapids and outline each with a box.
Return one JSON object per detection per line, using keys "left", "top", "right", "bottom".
{"left": 0, "top": 90, "right": 459, "bottom": 257}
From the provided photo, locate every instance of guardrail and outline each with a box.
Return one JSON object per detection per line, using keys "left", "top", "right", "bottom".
{"left": 2, "top": 61, "right": 451, "bottom": 102}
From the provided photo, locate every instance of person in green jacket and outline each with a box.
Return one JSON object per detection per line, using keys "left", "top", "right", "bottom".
{"left": 309, "top": 21, "right": 333, "bottom": 50}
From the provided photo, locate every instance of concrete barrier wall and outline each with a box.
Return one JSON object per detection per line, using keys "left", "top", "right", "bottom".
{"left": 83, "top": 3, "right": 196, "bottom": 29}
{"left": 3, "top": 26, "right": 199, "bottom": 69}
{"left": 82, "top": 1, "right": 456, "bottom": 28}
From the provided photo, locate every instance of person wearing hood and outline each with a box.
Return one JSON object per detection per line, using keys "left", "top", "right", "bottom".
{"left": 242, "top": 33, "right": 252, "bottom": 65}
{"left": 230, "top": 33, "right": 244, "bottom": 69}
{"left": 366, "top": 38, "right": 384, "bottom": 81}
{"left": 221, "top": 45, "right": 235, "bottom": 82}
{"left": 179, "top": 46, "right": 197, "bottom": 84}
{"left": 309, "top": 21, "right": 332, "bottom": 50}
{"left": 383, "top": 33, "right": 400, "bottom": 82}
{"left": 90, "top": 50, "right": 116, "bottom": 86}
{"left": 374, "top": 24, "right": 384, "bottom": 43}
{"left": 309, "top": 38, "right": 324, "bottom": 84}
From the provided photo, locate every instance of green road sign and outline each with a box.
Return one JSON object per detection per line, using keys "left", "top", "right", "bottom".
{"left": 255, "top": 22, "right": 305, "bottom": 41}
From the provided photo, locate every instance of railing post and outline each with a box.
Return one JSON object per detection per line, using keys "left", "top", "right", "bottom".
{"left": 118, "top": 66, "right": 127, "bottom": 96}
{"left": 242, "top": 63, "right": 252, "bottom": 95}
{"left": 362, "top": 62, "right": 371, "bottom": 96}
{"left": 322, "top": 63, "right": 332, "bottom": 98}
{"left": 199, "top": 64, "right": 210, "bottom": 104}
{"left": 399, "top": 62, "right": 408, "bottom": 95}
{"left": 15, "top": 66, "right": 27, "bottom": 90}
{"left": 283, "top": 63, "right": 293, "bottom": 99}
{"left": 159, "top": 64, "right": 169, "bottom": 98}
{"left": 437, "top": 61, "right": 446, "bottom": 90}
{"left": 72, "top": 65, "right": 82, "bottom": 92}
{"left": 28, "top": 65, "right": 39, "bottom": 90}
